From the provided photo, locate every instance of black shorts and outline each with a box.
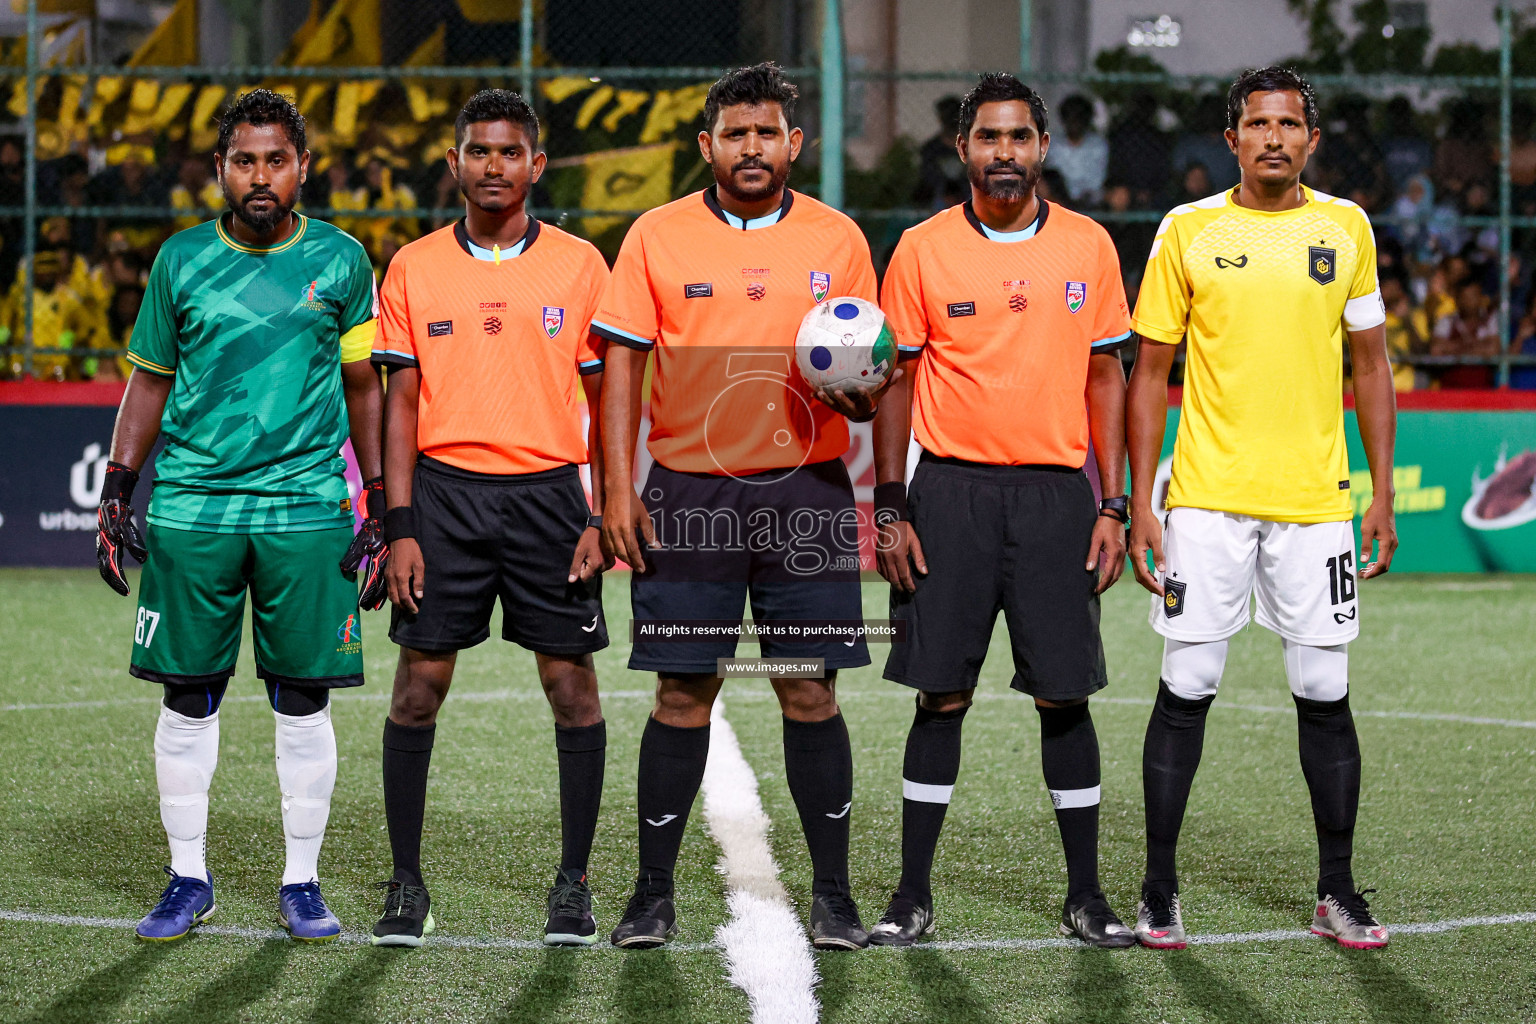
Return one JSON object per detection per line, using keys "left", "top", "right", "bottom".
{"left": 389, "top": 457, "right": 608, "bottom": 655}
{"left": 883, "top": 454, "right": 1107, "bottom": 701}
{"left": 629, "top": 459, "right": 870, "bottom": 675}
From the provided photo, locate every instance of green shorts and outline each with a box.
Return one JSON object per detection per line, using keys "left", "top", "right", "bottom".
{"left": 129, "top": 523, "right": 364, "bottom": 688}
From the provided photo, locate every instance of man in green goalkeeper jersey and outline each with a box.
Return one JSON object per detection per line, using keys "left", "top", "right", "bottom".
{"left": 94, "top": 90, "right": 386, "bottom": 943}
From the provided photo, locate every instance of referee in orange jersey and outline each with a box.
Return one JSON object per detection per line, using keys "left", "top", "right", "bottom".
{"left": 867, "top": 74, "right": 1136, "bottom": 948}
{"left": 594, "top": 63, "right": 887, "bottom": 951}
{"left": 369, "top": 91, "right": 612, "bottom": 948}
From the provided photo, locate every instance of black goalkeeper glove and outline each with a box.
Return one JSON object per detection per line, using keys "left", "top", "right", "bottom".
{"left": 96, "top": 462, "right": 149, "bottom": 597}
{"left": 341, "top": 476, "right": 389, "bottom": 610}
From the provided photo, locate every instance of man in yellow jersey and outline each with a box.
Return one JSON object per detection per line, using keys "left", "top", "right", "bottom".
{"left": 1126, "top": 67, "right": 1398, "bottom": 951}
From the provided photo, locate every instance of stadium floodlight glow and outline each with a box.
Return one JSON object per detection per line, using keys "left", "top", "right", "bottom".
{"left": 1127, "top": 15, "right": 1181, "bottom": 48}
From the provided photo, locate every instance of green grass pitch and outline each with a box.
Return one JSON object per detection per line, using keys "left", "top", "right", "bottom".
{"left": 1, "top": 568, "right": 1533, "bottom": 1023}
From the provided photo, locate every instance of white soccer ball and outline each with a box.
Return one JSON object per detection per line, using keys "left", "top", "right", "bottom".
{"left": 794, "top": 296, "right": 897, "bottom": 395}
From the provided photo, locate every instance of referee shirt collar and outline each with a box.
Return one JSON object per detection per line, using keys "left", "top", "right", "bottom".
{"left": 454, "top": 216, "right": 541, "bottom": 261}
{"left": 963, "top": 197, "right": 1049, "bottom": 241}
{"left": 703, "top": 185, "right": 794, "bottom": 229}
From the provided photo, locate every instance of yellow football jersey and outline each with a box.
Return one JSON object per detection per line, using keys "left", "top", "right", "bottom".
{"left": 1132, "top": 186, "right": 1383, "bottom": 523}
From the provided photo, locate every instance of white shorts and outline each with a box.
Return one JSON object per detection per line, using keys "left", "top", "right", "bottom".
{"left": 1149, "top": 507, "right": 1361, "bottom": 646}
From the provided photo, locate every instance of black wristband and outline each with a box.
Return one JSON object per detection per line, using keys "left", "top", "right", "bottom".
{"left": 586, "top": 514, "right": 604, "bottom": 530}
{"left": 382, "top": 505, "right": 417, "bottom": 543}
{"left": 101, "top": 461, "right": 139, "bottom": 503}
{"left": 1099, "top": 508, "right": 1131, "bottom": 525}
{"left": 873, "top": 481, "right": 909, "bottom": 525}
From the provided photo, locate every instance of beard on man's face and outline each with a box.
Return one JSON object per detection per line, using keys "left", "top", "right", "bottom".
{"left": 225, "top": 181, "right": 292, "bottom": 234}
{"left": 717, "top": 155, "right": 791, "bottom": 203}
{"left": 968, "top": 156, "right": 1042, "bottom": 201}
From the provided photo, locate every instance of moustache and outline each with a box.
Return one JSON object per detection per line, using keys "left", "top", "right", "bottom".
{"left": 243, "top": 189, "right": 278, "bottom": 204}
{"left": 984, "top": 161, "right": 1027, "bottom": 175}
{"left": 732, "top": 158, "right": 772, "bottom": 174}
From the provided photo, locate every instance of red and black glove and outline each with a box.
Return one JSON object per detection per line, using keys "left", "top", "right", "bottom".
{"left": 96, "top": 462, "right": 148, "bottom": 597}
{"left": 340, "top": 476, "right": 389, "bottom": 610}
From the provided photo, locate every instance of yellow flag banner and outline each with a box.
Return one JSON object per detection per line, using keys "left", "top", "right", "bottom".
{"left": 292, "top": 0, "right": 381, "bottom": 66}
{"left": 126, "top": 0, "right": 197, "bottom": 67}
{"left": 564, "top": 142, "right": 676, "bottom": 238}
{"left": 639, "top": 83, "right": 710, "bottom": 143}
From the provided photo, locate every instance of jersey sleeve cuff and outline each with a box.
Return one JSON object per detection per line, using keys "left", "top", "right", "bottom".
{"left": 371, "top": 349, "right": 419, "bottom": 370}
{"left": 125, "top": 351, "right": 175, "bottom": 376}
{"left": 1090, "top": 330, "right": 1133, "bottom": 351}
{"left": 591, "top": 320, "right": 656, "bottom": 351}
{"left": 340, "top": 317, "right": 379, "bottom": 363}
{"left": 897, "top": 343, "right": 925, "bottom": 359}
{"left": 1128, "top": 321, "right": 1183, "bottom": 345}
{"left": 578, "top": 358, "right": 605, "bottom": 376}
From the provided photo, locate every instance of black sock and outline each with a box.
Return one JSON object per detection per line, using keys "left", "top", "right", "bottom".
{"left": 1142, "top": 681, "right": 1214, "bottom": 894}
{"left": 635, "top": 716, "right": 710, "bottom": 895}
{"left": 1294, "top": 693, "right": 1361, "bottom": 896}
{"left": 897, "top": 699, "right": 968, "bottom": 904}
{"left": 1037, "top": 701, "right": 1102, "bottom": 900}
{"left": 382, "top": 718, "right": 435, "bottom": 887}
{"left": 555, "top": 720, "right": 606, "bottom": 876}
{"left": 782, "top": 713, "right": 854, "bottom": 896}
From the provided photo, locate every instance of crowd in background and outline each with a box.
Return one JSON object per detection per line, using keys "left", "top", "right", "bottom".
{"left": 3, "top": 89, "right": 1534, "bottom": 388}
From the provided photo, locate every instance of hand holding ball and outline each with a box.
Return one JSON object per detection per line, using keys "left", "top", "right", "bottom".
{"left": 795, "top": 297, "right": 898, "bottom": 419}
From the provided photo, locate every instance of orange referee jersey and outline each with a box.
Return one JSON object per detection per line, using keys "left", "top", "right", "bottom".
{"left": 373, "top": 219, "right": 609, "bottom": 475}
{"left": 880, "top": 201, "right": 1131, "bottom": 467}
{"left": 591, "top": 187, "right": 877, "bottom": 476}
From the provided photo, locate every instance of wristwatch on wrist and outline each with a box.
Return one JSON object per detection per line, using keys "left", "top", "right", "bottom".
{"left": 1098, "top": 495, "right": 1130, "bottom": 524}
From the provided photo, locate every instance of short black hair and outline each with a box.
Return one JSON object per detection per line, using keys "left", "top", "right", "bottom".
{"left": 704, "top": 62, "right": 799, "bottom": 132}
{"left": 455, "top": 89, "right": 540, "bottom": 149}
{"left": 1227, "top": 66, "right": 1318, "bottom": 132}
{"left": 218, "top": 89, "right": 306, "bottom": 156}
{"left": 958, "top": 73, "right": 1049, "bottom": 139}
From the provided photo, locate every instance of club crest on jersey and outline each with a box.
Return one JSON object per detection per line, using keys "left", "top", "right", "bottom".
{"left": 335, "top": 614, "right": 361, "bottom": 654}
{"left": 1064, "top": 280, "right": 1087, "bottom": 313}
{"left": 299, "top": 280, "right": 326, "bottom": 312}
{"left": 810, "top": 271, "right": 831, "bottom": 302}
{"left": 1309, "top": 246, "right": 1337, "bottom": 285}
{"left": 543, "top": 306, "right": 565, "bottom": 338}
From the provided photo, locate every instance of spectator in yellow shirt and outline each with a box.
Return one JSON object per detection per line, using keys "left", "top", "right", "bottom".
{"left": 3, "top": 251, "right": 96, "bottom": 381}
{"left": 1380, "top": 270, "right": 1429, "bottom": 390}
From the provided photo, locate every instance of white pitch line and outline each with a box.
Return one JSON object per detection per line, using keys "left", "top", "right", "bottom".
{"left": 0, "top": 909, "right": 717, "bottom": 951}
{"left": 1, "top": 689, "right": 660, "bottom": 713}
{"left": 8, "top": 688, "right": 1536, "bottom": 731}
{"left": 699, "top": 697, "right": 820, "bottom": 1024}
{"left": 1090, "top": 696, "right": 1536, "bottom": 730}
{"left": 916, "top": 911, "right": 1536, "bottom": 951}
{"left": 2, "top": 908, "right": 1532, "bottom": 953}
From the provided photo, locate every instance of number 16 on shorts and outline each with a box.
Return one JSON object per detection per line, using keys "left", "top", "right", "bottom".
{"left": 135, "top": 607, "right": 162, "bottom": 649}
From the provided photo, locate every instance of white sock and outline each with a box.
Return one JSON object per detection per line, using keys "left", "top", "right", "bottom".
{"left": 275, "top": 706, "right": 337, "bottom": 886}
{"left": 154, "top": 705, "right": 219, "bottom": 881}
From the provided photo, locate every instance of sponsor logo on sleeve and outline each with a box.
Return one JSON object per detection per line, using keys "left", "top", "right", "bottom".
{"left": 427, "top": 320, "right": 453, "bottom": 337}
{"left": 684, "top": 282, "right": 713, "bottom": 299}
{"left": 947, "top": 301, "right": 976, "bottom": 317}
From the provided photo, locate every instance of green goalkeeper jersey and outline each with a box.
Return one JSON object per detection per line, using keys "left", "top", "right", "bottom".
{"left": 128, "top": 214, "right": 379, "bottom": 533}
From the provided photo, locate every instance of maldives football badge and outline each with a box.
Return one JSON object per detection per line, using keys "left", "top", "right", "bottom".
{"left": 810, "top": 271, "right": 831, "bottom": 302}
{"left": 543, "top": 306, "right": 565, "bottom": 338}
{"left": 1064, "top": 281, "right": 1087, "bottom": 314}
